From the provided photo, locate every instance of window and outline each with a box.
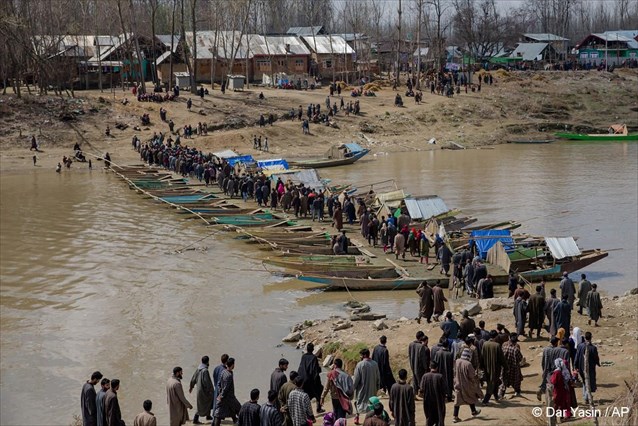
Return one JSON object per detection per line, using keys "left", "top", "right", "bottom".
{"left": 277, "top": 59, "right": 286, "bottom": 67}
{"left": 324, "top": 59, "right": 332, "bottom": 68}
{"left": 295, "top": 59, "right": 305, "bottom": 70}
{"left": 256, "top": 59, "right": 270, "bottom": 71}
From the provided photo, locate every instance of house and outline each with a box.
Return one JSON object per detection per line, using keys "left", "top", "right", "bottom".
{"left": 300, "top": 35, "right": 355, "bottom": 78}
{"left": 523, "top": 33, "right": 569, "bottom": 57}
{"left": 186, "top": 32, "right": 311, "bottom": 83}
{"left": 286, "top": 26, "right": 326, "bottom": 36}
{"left": 155, "top": 35, "right": 186, "bottom": 84}
{"left": 575, "top": 30, "right": 638, "bottom": 65}
{"left": 509, "top": 42, "right": 557, "bottom": 64}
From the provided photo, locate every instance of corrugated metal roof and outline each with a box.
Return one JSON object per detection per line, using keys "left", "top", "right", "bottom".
{"left": 376, "top": 190, "right": 406, "bottom": 204}
{"left": 413, "top": 47, "right": 430, "bottom": 57}
{"left": 524, "top": 33, "right": 569, "bottom": 42}
{"left": 545, "top": 237, "right": 581, "bottom": 260}
{"left": 286, "top": 26, "right": 325, "bottom": 36}
{"left": 510, "top": 43, "right": 549, "bottom": 61}
{"left": 252, "top": 36, "right": 310, "bottom": 56}
{"left": 301, "top": 35, "right": 354, "bottom": 54}
{"left": 157, "top": 35, "right": 180, "bottom": 52}
{"left": 594, "top": 31, "right": 638, "bottom": 48}
{"left": 212, "top": 149, "right": 239, "bottom": 159}
{"left": 186, "top": 31, "right": 254, "bottom": 60}
{"left": 404, "top": 196, "right": 449, "bottom": 220}
{"left": 270, "top": 169, "right": 325, "bottom": 190}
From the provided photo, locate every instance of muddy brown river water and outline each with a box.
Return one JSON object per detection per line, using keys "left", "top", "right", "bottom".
{"left": 1, "top": 142, "right": 636, "bottom": 425}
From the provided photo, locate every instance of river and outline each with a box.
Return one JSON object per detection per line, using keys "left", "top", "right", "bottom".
{"left": 0, "top": 142, "right": 636, "bottom": 425}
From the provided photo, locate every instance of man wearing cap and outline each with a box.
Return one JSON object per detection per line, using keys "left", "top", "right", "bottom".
{"left": 560, "top": 272, "right": 576, "bottom": 309}
{"left": 270, "top": 359, "right": 289, "bottom": 395}
{"left": 353, "top": 348, "right": 381, "bottom": 425}
{"left": 499, "top": 333, "right": 523, "bottom": 398}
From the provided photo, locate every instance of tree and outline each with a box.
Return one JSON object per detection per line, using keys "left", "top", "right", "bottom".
{"left": 423, "top": 0, "right": 451, "bottom": 72}
{"left": 453, "top": 0, "right": 506, "bottom": 65}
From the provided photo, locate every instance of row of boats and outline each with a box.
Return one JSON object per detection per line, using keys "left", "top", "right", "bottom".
{"left": 112, "top": 164, "right": 609, "bottom": 291}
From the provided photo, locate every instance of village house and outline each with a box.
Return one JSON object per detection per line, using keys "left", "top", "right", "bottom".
{"left": 300, "top": 35, "right": 355, "bottom": 79}
{"left": 509, "top": 42, "right": 558, "bottom": 66}
{"left": 575, "top": 30, "right": 638, "bottom": 66}
{"left": 522, "top": 33, "right": 569, "bottom": 59}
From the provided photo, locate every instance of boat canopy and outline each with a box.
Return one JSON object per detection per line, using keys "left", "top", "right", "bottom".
{"left": 269, "top": 168, "right": 325, "bottom": 190}
{"left": 213, "top": 149, "right": 240, "bottom": 159}
{"left": 608, "top": 124, "right": 628, "bottom": 135}
{"left": 341, "top": 142, "right": 365, "bottom": 153}
{"left": 257, "top": 158, "right": 289, "bottom": 171}
{"left": 470, "top": 230, "right": 514, "bottom": 259}
{"left": 545, "top": 237, "right": 581, "bottom": 259}
{"left": 226, "top": 155, "right": 255, "bottom": 166}
{"left": 404, "top": 195, "right": 449, "bottom": 220}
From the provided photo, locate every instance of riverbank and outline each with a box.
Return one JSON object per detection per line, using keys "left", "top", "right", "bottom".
{"left": 290, "top": 292, "right": 638, "bottom": 426}
{"left": 2, "top": 69, "right": 638, "bottom": 173}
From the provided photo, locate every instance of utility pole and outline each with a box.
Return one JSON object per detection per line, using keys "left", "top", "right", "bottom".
{"left": 396, "top": 0, "right": 402, "bottom": 85}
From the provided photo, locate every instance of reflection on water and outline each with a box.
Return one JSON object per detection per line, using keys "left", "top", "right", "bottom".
{"left": 1, "top": 142, "right": 636, "bottom": 424}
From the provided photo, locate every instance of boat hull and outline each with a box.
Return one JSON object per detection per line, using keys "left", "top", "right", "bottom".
{"left": 555, "top": 132, "right": 638, "bottom": 141}
{"left": 297, "top": 275, "right": 437, "bottom": 290}
{"left": 287, "top": 149, "right": 370, "bottom": 168}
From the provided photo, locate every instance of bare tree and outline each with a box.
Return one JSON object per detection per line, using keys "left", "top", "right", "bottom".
{"left": 396, "top": 0, "right": 402, "bottom": 84}
{"left": 423, "top": 0, "right": 451, "bottom": 71}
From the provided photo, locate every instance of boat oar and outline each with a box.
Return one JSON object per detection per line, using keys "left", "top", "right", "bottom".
{"left": 386, "top": 258, "right": 410, "bottom": 277}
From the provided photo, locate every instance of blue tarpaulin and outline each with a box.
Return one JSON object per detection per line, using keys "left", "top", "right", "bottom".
{"left": 257, "top": 158, "right": 289, "bottom": 170}
{"left": 469, "top": 230, "right": 514, "bottom": 259}
{"left": 343, "top": 142, "right": 364, "bottom": 153}
{"left": 226, "top": 155, "right": 255, "bottom": 166}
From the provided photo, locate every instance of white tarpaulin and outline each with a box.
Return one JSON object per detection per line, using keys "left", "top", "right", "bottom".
{"left": 404, "top": 196, "right": 449, "bottom": 220}
{"left": 545, "top": 237, "right": 581, "bottom": 259}
{"left": 212, "top": 150, "right": 239, "bottom": 159}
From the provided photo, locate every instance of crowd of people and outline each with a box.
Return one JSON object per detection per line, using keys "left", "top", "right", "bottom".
{"left": 80, "top": 279, "right": 603, "bottom": 426}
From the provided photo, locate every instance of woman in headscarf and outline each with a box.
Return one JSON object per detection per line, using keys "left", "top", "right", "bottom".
{"left": 550, "top": 358, "right": 573, "bottom": 420}
{"left": 419, "top": 232, "right": 430, "bottom": 264}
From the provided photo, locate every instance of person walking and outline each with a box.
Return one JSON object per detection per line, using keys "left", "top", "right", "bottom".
{"left": 297, "top": 343, "right": 325, "bottom": 413}
{"left": 416, "top": 282, "right": 434, "bottom": 324}
{"left": 481, "top": 331, "right": 505, "bottom": 405}
{"left": 388, "top": 369, "right": 415, "bottom": 426}
{"left": 419, "top": 363, "right": 446, "bottom": 426}
{"left": 559, "top": 272, "right": 576, "bottom": 309}
{"left": 528, "top": 285, "right": 545, "bottom": 338}
{"left": 575, "top": 331, "right": 601, "bottom": 404}
{"left": 259, "top": 390, "right": 283, "bottom": 426}
{"left": 133, "top": 400, "right": 157, "bottom": 426}
{"left": 81, "top": 371, "right": 103, "bottom": 426}
{"left": 353, "top": 348, "right": 381, "bottom": 425}
{"left": 167, "top": 367, "right": 193, "bottom": 426}
{"left": 278, "top": 371, "right": 299, "bottom": 426}
{"left": 212, "top": 354, "right": 229, "bottom": 415}
{"left": 287, "top": 377, "right": 316, "bottom": 426}
{"left": 189, "top": 357, "right": 214, "bottom": 424}
{"left": 452, "top": 349, "right": 482, "bottom": 423}
{"left": 577, "top": 274, "right": 592, "bottom": 315}
{"left": 499, "top": 333, "right": 523, "bottom": 398}
{"left": 408, "top": 332, "right": 429, "bottom": 394}
{"left": 213, "top": 358, "right": 241, "bottom": 426}
{"left": 371, "top": 336, "right": 396, "bottom": 394}
{"left": 270, "top": 358, "right": 289, "bottom": 395}
{"left": 320, "top": 358, "right": 353, "bottom": 420}
{"left": 586, "top": 283, "right": 603, "bottom": 326}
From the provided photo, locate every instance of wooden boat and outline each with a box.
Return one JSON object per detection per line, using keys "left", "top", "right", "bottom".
{"left": 518, "top": 249, "right": 608, "bottom": 281}
{"left": 287, "top": 143, "right": 370, "bottom": 168}
{"left": 275, "top": 245, "right": 362, "bottom": 255}
{"left": 296, "top": 275, "right": 434, "bottom": 290}
{"left": 264, "top": 258, "right": 397, "bottom": 276}
{"left": 160, "top": 194, "right": 218, "bottom": 203}
{"left": 279, "top": 254, "right": 362, "bottom": 264}
{"left": 263, "top": 257, "right": 368, "bottom": 269}
{"left": 272, "top": 267, "right": 399, "bottom": 279}
{"left": 211, "top": 217, "right": 296, "bottom": 227}
{"left": 555, "top": 124, "right": 638, "bottom": 142}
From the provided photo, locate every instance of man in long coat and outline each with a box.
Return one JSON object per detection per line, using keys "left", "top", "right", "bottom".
{"left": 389, "top": 369, "right": 415, "bottom": 426}
{"left": 545, "top": 288, "right": 560, "bottom": 336}
{"left": 577, "top": 274, "right": 592, "bottom": 315}
{"left": 372, "top": 336, "right": 396, "bottom": 394}
{"left": 586, "top": 284, "right": 603, "bottom": 326}
{"left": 481, "top": 331, "right": 506, "bottom": 404}
{"left": 453, "top": 349, "right": 482, "bottom": 422}
{"left": 416, "top": 282, "right": 434, "bottom": 323}
{"left": 167, "top": 367, "right": 193, "bottom": 426}
{"left": 190, "top": 357, "right": 214, "bottom": 424}
{"left": 212, "top": 354, "right": 229, "bottom": 415}
{"left": 133, "top": 400, "right": 157, "bottom": 426}
{"left": 528, "top": 285, "right": 545, "bottom": 338}
{"left": 559, "top": 272, "right": 576, "bottom": 309}
{"left": 513, "top": 296, "right": 528, "bottom": 336}
{"left": 270, "top": 358, "right": 289, "bottom": 395}
{"left": 353, "top": 348, "right": 381, "bottom": 422}
{"left": 575, "top": 332, "right": 601, "bottom": 403}
{"left": 431, "top": 281, "right": 447, "bottom": 320}
{"left": 297, "top": 342, "right": 324, "bottom": 412}
{"left": 432, "top": 338, "right": 454, "bottom": 402}
{"left": 499, "top": 334, "right": 523, "bottom": 398}
{"left": 419, "top": 362, "right": 446, "bottom": 426}
{"left": 213, "top": 359, "right": 241, "bottom": 426}
{"left": 408, "top": 332, "right": 429, "bottom": 393}
{"left": 81, "top": 371, "right": 103, "bottom": 426}
{"left": 104, "top": 379, "right": 124, "bottom": 426}
{"left": 537, "top": 337, "right": 565, "bottom": 400}
{"left": 553, "top": 296, "right": 572, "bottom": 333}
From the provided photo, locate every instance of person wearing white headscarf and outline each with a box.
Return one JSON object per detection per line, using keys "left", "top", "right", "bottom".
{"left": 569, "top": 327, "right": 583, "bottom": 364}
